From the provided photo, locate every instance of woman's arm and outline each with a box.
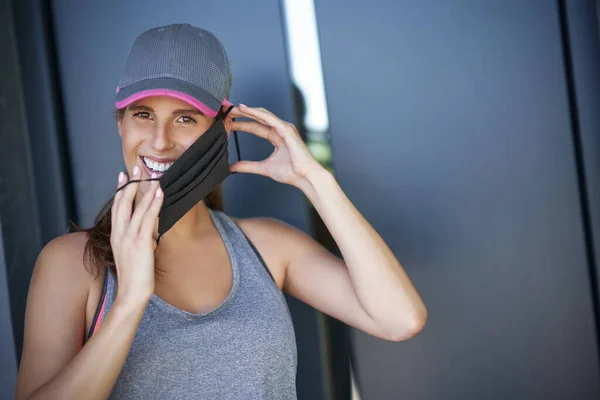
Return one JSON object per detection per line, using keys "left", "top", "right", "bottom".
{"left": 297, "top": 169, "right": 426, "bottom": 340}
{"left": 229, "top": 104, "right": 426, "bottom": 341}
{"left": 15, "top": 234, "right": 150, "bottom": 400}
{"left": 17, "top": 171, "right": 163, "bottom": 399}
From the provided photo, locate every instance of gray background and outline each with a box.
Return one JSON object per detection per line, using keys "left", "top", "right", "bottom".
{"left": 3, "top": 0, "right": 600, "bottom": 399}
{"left": 315, "top": 0, "right": 600, "bottom": 398}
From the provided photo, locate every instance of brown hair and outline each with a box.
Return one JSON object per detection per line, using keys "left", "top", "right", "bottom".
{"left": 76, "top": 107, "right": 224, "bottom": 278}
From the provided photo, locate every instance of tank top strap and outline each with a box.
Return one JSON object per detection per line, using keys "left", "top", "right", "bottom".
{"left": 86, "top": 265, "right": 115, "bottom": 342}
{"left": 208, "top": 209, "right": 276, "bottom": 284}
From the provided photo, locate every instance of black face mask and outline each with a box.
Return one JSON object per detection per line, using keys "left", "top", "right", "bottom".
{"left": 116, "top": 106, "right": 239, "bottom": 241}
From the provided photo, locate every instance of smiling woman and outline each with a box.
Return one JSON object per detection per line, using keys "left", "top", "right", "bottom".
{"left": 15, "top": 23, "right": 426, "bottom": 400}
{"left": 118, "top": 98, "right": 222, "bottom": 192}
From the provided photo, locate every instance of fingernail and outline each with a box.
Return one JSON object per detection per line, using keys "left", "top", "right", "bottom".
{"left": 239, "top": 103, "right": 247, "bottom": 108}
{"left": 151, "top": 173, "right": 157, "bottom": 179}
{"left": 155, "top": 187, "right": 162, "bottom": 198}
{"left": 118, "top": 172, "right": 124, "bottom": 183}
{"left": 133, "top": 165, "right": 140, "bottom": 176}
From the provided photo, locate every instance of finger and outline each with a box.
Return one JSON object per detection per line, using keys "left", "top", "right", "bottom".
{"left": 139, "top": 186, "right": 163, "bottom": 240}
{"left": 227, "top": 106, "right": 247, "bottom": 118}
{"left": 112, "top": 171, "right": 126, "bottom": 210}
{"left": 111, "top": 171, "right": 127, "bottom": 236}
{"left": 235, "top": 104, "right": 289, "bottom": 132}
{"left": 230, "top": 105, "right": 278, "bottom": 119}
{"left": 231, "top": 120, "right": 269, "bottom": 137}
{"left": 230, "top": 160, "right": 269, "bottom": 176}
{"left": 228, "top": 106, "right": 280, "bottom": 126}
{"left": 128, "top": 177, "right": 160, "bottom": 235}
{"left": 231, "top": 120, "right": 281, "bottom": 144}
{"left": 114, "top": 165, "right": 142, "bottom": 226}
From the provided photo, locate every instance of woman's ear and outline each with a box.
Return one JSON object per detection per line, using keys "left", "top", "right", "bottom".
{"left": 224, "top": 116, "right": 234, "bottom": 137}
{"left": 221, "top": 105, "right": 234, "bottom": 137}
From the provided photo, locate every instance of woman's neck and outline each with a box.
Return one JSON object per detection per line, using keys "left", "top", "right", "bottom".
{"left": 159, "top": 202, "right": 215, "bottom": 244}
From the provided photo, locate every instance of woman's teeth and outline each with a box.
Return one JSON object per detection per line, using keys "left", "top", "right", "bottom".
{"left": 143, "top": 157, "right": 174, "bottom": 173}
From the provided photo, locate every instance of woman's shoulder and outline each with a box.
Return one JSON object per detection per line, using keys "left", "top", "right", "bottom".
{"left": 232, "top": 216, "right": 317, "bottom": 262}
{"left": 232, "top": 215, "right": 296, "bottom": 241}
{"left": 23, "top": 232, "right": 101, "bottom": 365}
{"left": 37, "top": 231, "right": 89, "bottom": 268}
{"left": 233, "top": 215, "right": 313, "bottom": 245}
{"left": 33, "top": 231, "right": 96, "bottom": 292}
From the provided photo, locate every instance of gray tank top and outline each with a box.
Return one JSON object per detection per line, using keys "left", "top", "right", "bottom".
{"left": 88, "top": 209, "right": 298, "bottom": 399}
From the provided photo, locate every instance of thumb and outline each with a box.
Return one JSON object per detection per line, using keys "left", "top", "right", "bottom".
{"left": 230, "top": 161, "right": 268, "bottom": 176}
{"left": 152, "top": 216, "right": 159, "bottom": 241}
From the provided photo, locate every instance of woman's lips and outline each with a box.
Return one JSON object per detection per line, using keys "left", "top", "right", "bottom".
{"left": 138, "top": 155, "right": 174, "bottom": 178}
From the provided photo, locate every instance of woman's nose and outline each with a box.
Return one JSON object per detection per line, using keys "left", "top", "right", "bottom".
{"left": 151, "top": 126, "right": 174, "bottom": 151}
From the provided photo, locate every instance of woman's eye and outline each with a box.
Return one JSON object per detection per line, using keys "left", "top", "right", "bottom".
{"left": 133, "top": 112, "right": 152, "bottom": 120}
{"left": 177, "top": 116, "right": 197, "bottom": 124}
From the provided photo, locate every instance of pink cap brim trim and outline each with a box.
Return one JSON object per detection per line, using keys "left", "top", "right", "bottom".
{"left": 115, "top": 89, "right": 232, "bottom": 118}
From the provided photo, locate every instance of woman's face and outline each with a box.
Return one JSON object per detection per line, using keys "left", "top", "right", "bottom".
{"left": 118, "top": 96, "right": 220, "bottom": 195}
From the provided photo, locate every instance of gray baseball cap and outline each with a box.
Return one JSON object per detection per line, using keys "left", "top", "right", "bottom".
{"left": 115, "top": 23, "right": 233, "bottom": 117}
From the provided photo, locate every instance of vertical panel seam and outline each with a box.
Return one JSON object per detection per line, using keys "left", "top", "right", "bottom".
{"left": 557, "top": 0, "right": 600, "bottom": 366}
{"left": 40, "top": 0, "right": 78, "bottom": 226}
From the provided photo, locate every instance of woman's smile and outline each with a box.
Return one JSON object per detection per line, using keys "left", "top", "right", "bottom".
{"left": 139, "top": 155, "right": 176, "bottom": 178}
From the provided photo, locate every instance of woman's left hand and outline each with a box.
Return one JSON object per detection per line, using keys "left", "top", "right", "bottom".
{"left": 228, "top": 104, "right": 325, "bottom": 189}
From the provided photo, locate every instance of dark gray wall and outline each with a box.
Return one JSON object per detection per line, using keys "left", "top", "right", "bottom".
{"left": 6, "top": 0, "right": 77, "bottom": 359}
{"left": 7, "top": 0, "right": 600, "bottom": 399}
{"left": 315, "top": 0, "right": 600, "bottom": 399}
{"left": 567, "top": 0, "right": 600, "bottom": 305}
{"left": 49, "top": 1, "right": 325, "bottom": 399}
{"left": 0, "top": 217, "right": 17, "bottom": 400}
{"left": 0, "top": 0, "right": 43, "bottom": 370}
{"left": 12, "top": 0, "right": 75, "bottom": 245}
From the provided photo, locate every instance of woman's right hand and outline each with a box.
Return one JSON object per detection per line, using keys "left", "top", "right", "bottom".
{"left": 110, "top": 166, "right": 163, "bottom": 303}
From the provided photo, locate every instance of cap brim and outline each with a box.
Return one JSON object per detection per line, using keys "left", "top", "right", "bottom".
{"left": 116, "top": 77, "right": 225, "bottom": 118}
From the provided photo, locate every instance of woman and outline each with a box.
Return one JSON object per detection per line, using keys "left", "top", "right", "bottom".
{"left": 16, "top": 24, "right": 426, "bottom": 399}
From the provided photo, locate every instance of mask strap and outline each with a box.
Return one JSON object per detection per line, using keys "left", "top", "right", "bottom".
{"left": 115, "top": 178, "right": 160, "bottom": 193}
{"left": 222, "top": 105, "right": 234, "bottom": 119}
{"left": 233, "top": 131, "right": 241, "bottom": 163}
